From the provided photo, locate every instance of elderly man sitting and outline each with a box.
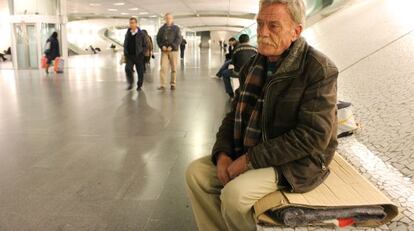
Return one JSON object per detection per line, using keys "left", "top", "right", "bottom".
{"left": 185, "top": 0, "right": 338, "bottom": 230}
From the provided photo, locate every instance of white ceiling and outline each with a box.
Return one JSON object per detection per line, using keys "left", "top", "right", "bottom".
{"left": 68, "top": 0, "right": 259, "bottom": 32}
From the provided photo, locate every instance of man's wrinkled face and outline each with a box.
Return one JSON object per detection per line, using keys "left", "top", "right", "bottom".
{"left": 257, "top": 4, "right": 302, "bottom": 59}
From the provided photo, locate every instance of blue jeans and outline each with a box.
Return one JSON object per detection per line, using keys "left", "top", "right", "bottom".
{"left": 222, "top": 69, "right": 234, "bottom": 96}
{"left": 216, "top": 60, "right": 232, "bottom": 77}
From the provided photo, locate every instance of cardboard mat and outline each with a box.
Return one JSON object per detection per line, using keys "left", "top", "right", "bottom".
{"left": 254, "top": 153, "right": 398, "bottom": 228}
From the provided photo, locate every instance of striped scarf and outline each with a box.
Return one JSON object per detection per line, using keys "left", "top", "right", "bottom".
{"left": 234, "top": 56, "right": 267, "bottom": 155}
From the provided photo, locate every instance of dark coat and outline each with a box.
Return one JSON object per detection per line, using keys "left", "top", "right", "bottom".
{"left": 124, "top": 28, "right": 147, "bottom": 56}
{"left": 212, "top": 37, "right": 338, "bottom": 193}
{"left": 156, "top": 24, "right": 182, "bottom": 51}
{"left": 180, "top": 39, "right": 187, "bottom": 49}
{"left": 231, "top": 43, "right": 257, "bottom": 73}
{"left": 45, "top": 37, "right": 60, "bottom": 61}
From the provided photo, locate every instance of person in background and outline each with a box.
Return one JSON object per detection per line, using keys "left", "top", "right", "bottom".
{"left": 186, "top": 0, "right": 338, "bottom": 230}
{"left": 124, "top": 17, "right": 147, "bottom": 91}
{"left": 180, "top": 38, "right": 187, "bottom": 59}
{"left": 44, "top": 32, "right": 60, "bottom": 74}
{"left": 213, "top": 37, "right": 238, "bottom": 79}
{"left": 142, "top": 29, "right": 154, "bottom": 72}
{"left": 156, "top": 13, "right": 182, "bottom": 90}
{"left": 226, "top": 37, "right": 238, "bottom": 60}
{"left": 221, "top": 34, "right": 257, "bottom": 99}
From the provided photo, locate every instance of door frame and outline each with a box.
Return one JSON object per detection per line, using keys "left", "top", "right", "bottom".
{"left": 9, "top": 15, "right": 59, "bottom": 70}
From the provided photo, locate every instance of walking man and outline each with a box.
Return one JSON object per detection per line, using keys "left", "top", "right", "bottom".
{"left": 156, "top": 13, "right": 182, "bottom": 90}
{"left": 180, "top": 38, "right": 187, "bottom": 59}
{"left": 124, "top": 17, "right": 147, "bottom": 91}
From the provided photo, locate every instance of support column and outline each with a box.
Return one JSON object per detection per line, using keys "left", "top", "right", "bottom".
{"left": 58, "top": 0, "right": 68, "bottom": 61}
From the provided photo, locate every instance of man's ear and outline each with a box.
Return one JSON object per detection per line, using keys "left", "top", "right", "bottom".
{"left": 292, "top": 24, "right": 303, "bottom": 42}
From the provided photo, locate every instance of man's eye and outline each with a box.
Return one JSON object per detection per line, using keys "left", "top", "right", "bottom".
{"left": 269, "top": 24, "right": 279, "bottom": 29}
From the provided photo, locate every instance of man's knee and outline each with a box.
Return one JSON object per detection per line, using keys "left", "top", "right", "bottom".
{"left": 185, "top": 158, "right": 209, "bottom": 190}
{"left": 220, "top": 181, "right": 247, "bottom": 214}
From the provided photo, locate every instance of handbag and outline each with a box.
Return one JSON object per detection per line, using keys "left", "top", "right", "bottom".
{"left": 44, "top": 40, "right": 51, "bottom": 55}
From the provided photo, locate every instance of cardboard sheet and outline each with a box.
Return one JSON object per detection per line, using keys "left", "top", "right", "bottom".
{"left": 254, "top": 153, "right": 398, "bottom": 227}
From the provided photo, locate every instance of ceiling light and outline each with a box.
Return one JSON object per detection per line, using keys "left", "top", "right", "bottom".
{"left": 113, "top": 2, "right": 125, "bottom": 6}
{"left": 129, "top": 8, "right": 139, "bottom": 11}
{"left": 121, "top": 12, "right": 129, "bottom": 15}
{"left": 89, "top": 3, "right": 101, "bottom": 6}
{"left": 139, "top": 12, "right": 148, "bottom": 15}
{"left": 108, "top": 9, "right": 118, "bottom": 11}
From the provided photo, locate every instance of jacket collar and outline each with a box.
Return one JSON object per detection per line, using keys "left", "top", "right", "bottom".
{"left": 128, "top": 27, "right": 141, "bottom": 34}
{"left": 254, "top": 37, "right": 308, "bottom": 77}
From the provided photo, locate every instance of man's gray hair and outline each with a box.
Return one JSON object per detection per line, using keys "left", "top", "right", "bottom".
{"left": 259, "top": 0, "right": 306, "bottom": 25}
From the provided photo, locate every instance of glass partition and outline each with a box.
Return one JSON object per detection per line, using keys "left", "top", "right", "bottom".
{"left": 14, "top": 23, "right": 38, "bottom": 69}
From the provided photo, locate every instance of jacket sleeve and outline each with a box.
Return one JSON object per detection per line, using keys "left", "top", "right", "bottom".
{"left": 211, "top": 58, "right": 253, "bottom": 165}
{"left": 172, "top": 26, "right": 182, "bottom": 50}
{"left": 156, "top": 27, "right": 164, "bottom": 49}
{"left": 248, "top": 65, "right": 338, "bottom": 168}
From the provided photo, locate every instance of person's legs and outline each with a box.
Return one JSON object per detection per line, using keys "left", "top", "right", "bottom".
{"left": 185, "top": 156, "right": 227, "bottom": 231}
{"left": 169, "top": 51, "right": 178, "bottom": 87}
{"left": 136, "top": 56, "right": 145, "bottom": 89}
{"left": 216, "top": 60, "right": 232, "bottom": 78}
{"left": 45, "top": 57, "right": 53, "bottom": 74}
{"left": 180, "top": 47, "right": 185, "bottom": 59}
{"left": 220, "top": 167, "right": 277, "bottom": 231}
{"left": 159, "top": 52, "right": 169, "bottom": 88}
{"left": 125, "top": 56, "right": 135, "bottom": 89}
{"left": 186, "top": 156, "right": 278, "bottom": 231}
{"left": 222, "top": 69, "right": 234, "bottom": 98}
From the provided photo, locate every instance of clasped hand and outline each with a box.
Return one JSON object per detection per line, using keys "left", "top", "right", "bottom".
{"left": 217, "top": 153, "right": 249, "bottom": 185}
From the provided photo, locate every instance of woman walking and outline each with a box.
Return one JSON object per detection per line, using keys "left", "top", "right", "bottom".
{"left": 44, "top": 32, "right": 60, "bottom": 74}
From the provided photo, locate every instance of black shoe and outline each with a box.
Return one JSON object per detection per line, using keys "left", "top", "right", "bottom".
{"left": 126, "top": 85, "right": 133, "bottom": 90}
{"left": 137, "top": 87, "right": 142, "bottom": 91}
{"left": 171, "top": 85, "right": 176, "bottom": 90}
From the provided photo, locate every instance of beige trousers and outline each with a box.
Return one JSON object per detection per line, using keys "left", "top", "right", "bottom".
{"left": 185, "top": 156, "right": 278, "bottom": 231}
{"left": 160, "top": 51, "right": 178, "bottom": 87}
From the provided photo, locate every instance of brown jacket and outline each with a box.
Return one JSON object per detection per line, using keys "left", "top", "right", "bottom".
{"left": 212, "top": 37, "right": 338, "bottom": 193}
{"left": 144, "top": 35, "right": 154, "bottom": 57}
